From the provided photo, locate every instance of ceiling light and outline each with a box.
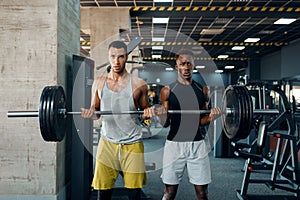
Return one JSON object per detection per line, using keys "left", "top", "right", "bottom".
{"left": 152, "top": 37, "right": 165, "bottom": 42}
{"left": 153, "top": 17, "right": 169, "bottom": 24}
{"left": 215, "top": 70, "right": 224, "bottom": 73}
{"left": 152, "top": 46, "right": 163, "bottom": 50}
{"left": 165, "top": 67, "right": 174, "bottom": 71}
{"left": 191, "top": 46, "right": 204, "bottom": 54}
{"left": 244, "top": 38, "right": 260, "bottom": 43}
{"left": 82, "top": 46, "right": 90, "bottom": 50}
{"left": 200, "top": 29, "right": 225, "bottom": 35}
{"left": 192, "top": 46, "right": 203, "bottom": 50}
{"left": 135, "top": 20, "right": 144, "bottom": 25}
{"left": 274, "top": 18, "right": 296, "bottom": 25}
{"left": 214, "top": 18, "right": 231, "bottom": 24}
{"left": 218, "top": 55, "right": 229, "bottom": 59}
{"left": 193, "top": 70, "right": 198, "bottom": 73}
{"left": 232, "top": 46, "right": 245, "bottom": 50}
{"left": 152, "top": 55, "right": 161, "bottom": 59}
{"left": 198, "top": 38, "right": 212, "bottom": 42}
{"left": 154, "top": 0, "right": 173, "bottom": 2}
{"left": 259, "top": 30, "right": 275, "bottom": 35}
{"left": 195, "top": 66, "right": 205, "bottom": 69}
{"left": 225, "top": 65, "right": 235, "bottom": 69}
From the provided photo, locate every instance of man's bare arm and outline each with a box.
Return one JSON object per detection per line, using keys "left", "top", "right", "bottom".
{"left": 200, "top": 86, "right": 221, "bottom": 125}
{"left": 158, "top": 86, "right": 171, "bottom": 127}
{"left": 81, "top": 77, "right": 103, "bottom": 119}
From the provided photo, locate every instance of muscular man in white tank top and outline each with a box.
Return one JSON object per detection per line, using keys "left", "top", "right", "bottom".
{"left": 81, "top": 40, "right": 153, "bottom": 200}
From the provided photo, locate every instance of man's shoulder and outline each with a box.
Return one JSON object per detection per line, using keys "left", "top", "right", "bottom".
{"left": 94, "top": 75, "right": 106, "bottom": 86}
{"left": 169, "top": 81, "right": 177, "bottom": 88}
{"left": 161, "top": 85, "right": 171, "bottom": 95}
{"left": 192, "top": 80, "right": 203, "bottom": 88}
{"left": 131, "top": 75, "right": 144, "bottom": 82}
{"left": 95, "top": 75, "right": 105, "bottom": 80}
{"left": 131, "top": 75, "right": 147, "bottom": 89}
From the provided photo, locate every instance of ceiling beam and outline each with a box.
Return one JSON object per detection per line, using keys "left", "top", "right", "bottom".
{"left": 130, "top": 6, "right": 300, "bottom": 18}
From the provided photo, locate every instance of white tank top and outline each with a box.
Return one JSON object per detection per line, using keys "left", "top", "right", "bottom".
{"left": 100, "top": 75, "right": 142, "bottom": 144}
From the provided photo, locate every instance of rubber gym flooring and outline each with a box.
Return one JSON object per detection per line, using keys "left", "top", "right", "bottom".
{"left": 90, "top": 126, "right": 299, "bottom": 200}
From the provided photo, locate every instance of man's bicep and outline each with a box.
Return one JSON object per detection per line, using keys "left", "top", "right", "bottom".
{"left": 160, "top": 87, "right": 170, "bottom": 110}
{"left": 202, "top": 86, "right": 210, "bottom": 102}
{"left": 90, "top": 79, "right": 101, "bottom": 111}
{"left": 139, "top": 84, "right": 150, "bottom": 109}
{"left": 159, "top": 87, "right": 171, "bottom": 127}
{"left": 91, "top": 90, "right": 100, "bottom": 111}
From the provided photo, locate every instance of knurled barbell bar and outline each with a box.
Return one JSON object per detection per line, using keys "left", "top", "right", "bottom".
{"left": 7, "top": 85, "right": 279, "bottom": 142}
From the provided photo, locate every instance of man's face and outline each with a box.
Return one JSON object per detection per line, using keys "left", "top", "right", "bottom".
{"left": 108, "top": 47, "right": 128, "bottom": 73}
{"left": 175, "top": 54, "right": 194, "bottom": 81}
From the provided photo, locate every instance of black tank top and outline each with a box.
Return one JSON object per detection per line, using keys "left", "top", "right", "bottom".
{"left": 167, "top": 80, "right": 207, "bottom": 142}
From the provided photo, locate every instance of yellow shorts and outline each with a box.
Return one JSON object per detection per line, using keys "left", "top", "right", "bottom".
{"left": 91, "top": 137, "right": 147, "bottom": 190}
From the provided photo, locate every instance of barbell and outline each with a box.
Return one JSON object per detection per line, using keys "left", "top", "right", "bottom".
{"left": 7, "top": 85, "right": 279, "bottom": 142}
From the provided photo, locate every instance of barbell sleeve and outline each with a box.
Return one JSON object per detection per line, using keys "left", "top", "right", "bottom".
{"left": 253, "top": 109, "right": 279, "bottom": 115}
{"left": 7, "top": 111, "right": 39, "bottom": 118}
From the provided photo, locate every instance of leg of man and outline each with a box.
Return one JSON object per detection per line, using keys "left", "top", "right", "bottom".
{"left": 99, "top": 189, "right": 113, "bottom": 200}
{"left": 127, "top": 188, "right": 141, "bottom": 200}
{"left": 121, "top": 142, "right": 147, "bottom": 200}
{"left": 194, "top": 184, "right": 208, "bottom": 200}
{"left": 187, "top": 140, "right": 211, "bottom": 200}
{"left": 162, "top": 184, "right": 178, "bottom": 200}
{"left": 92, "top": 138, "right": 120, "bottom": 191}
{"left": 161, "top": 141, "right": 187, "bottom": 200}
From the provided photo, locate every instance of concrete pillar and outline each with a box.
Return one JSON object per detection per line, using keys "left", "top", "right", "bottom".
{"left": 0, "top": 0, "right": 80, "bottom": 199}
{"left": 80, "top": 7, "right": 131, "bottom": 77}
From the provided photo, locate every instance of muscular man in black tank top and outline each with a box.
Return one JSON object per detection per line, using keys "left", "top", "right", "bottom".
{"left": 158, "top": 49, "right": 222, "bottom": 200}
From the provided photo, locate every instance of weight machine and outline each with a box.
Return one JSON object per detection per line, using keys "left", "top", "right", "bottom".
{"left": 232, "top": 81, "right": 300, "bottom": 199}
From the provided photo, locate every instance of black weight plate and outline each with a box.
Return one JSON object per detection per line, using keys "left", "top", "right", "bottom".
{"left": 39, "top": 86, "right": 50, "bottom": 141}
{"left": 230, "top": 86, "right": 245, "bottom": 141}
{"left": 241, "top": 86, "right": 253, "bottom": 138}
{"left": 222, "top": 86, "right": 241, "bottom": 140}
{"left": 247, "top": 87, "right": 253, "bottom": 131}
{"left": 43, "top": 87, "right": 52, "bottom": 141}
{"left": 240, "top": 86, "right": 251, "bottom": 139}
{"left": 50, "top": 86, "right": 67, "bottom": 142}
{"left": 56, "top": 86, "right": 67, "bottom": 141}
{"left": 49, "top": 86, "right": 56, "bottom": 138}
{"left": 234, "top": 86, "right": 248, "bottom": 140}
{"left": 45, "top": 86, "right": 56, "bottom": 141}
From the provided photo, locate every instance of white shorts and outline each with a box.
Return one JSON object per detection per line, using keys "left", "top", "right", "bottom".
{"left": 161, "top": 140, "right": 211, "bottom": 185}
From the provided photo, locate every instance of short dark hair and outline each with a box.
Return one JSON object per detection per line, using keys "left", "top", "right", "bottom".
{"left": 108, "top": 40, "right": 127, "bottom": 54}
{"left": 175, "top": 48, "right": 194, "bottom": 60}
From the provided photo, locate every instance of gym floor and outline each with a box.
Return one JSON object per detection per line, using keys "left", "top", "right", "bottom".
{"left": 90, "top": 126, "right": 299, "bottom": 200}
